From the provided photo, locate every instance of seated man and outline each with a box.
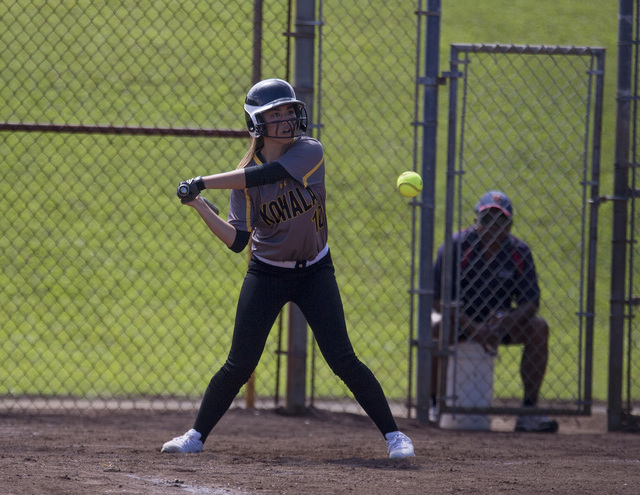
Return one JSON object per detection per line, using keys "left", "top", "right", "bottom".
{"left": 432, "top": 191, "right": 558, "bottom": 433}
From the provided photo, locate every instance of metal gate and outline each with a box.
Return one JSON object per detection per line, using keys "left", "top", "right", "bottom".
{"left": 435, "top": 44, "right": 604, "bottom": 419}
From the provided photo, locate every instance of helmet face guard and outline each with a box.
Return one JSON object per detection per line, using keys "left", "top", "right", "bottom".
{"left": 243, "top": 79, "right": 308, "bottom": 138}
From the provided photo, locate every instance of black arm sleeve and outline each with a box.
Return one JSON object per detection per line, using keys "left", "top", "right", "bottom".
{"left": 244, "top": 161, "right": 291, "bottom": 187}
{"left": 229, "top": 229, "right": 251, "bottom": 253}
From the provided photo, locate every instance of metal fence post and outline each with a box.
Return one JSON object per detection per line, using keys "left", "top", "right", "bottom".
{"left": 415, "top": 0, "right": 442, "bottom": 423}
{"left": 608, "top": 0, "right": 633, "bottom": 431}
{"left": 285, "top": 0, "right": 316, "bottom": 415}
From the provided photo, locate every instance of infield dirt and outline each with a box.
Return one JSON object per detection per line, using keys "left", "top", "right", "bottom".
{"left": 1, "top": 406, "right": 638, "bottom": 494}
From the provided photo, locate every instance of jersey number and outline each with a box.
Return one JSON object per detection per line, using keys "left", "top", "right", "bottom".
{"left": 312, "top": 205, "right": 326, "bottom": 233}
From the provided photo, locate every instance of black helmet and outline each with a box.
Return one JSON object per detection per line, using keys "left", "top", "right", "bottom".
{"left": 243, "top": 78, "right": 307, "bottom": 138}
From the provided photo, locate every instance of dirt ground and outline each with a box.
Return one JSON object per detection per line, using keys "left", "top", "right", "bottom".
{"left": 1, "top": 406, "right": 638, "bottom": 495}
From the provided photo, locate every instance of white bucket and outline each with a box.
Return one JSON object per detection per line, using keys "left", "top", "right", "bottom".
{"left": 439, "top": 341, "right": 495, "bottom": 431}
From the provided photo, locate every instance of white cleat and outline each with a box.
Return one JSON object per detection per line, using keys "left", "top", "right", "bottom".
{"left": 385, "top": 431, "right": 415, "bottom": 459}
{"left": 161, "top": 429, "right": 203, "bottom": 453}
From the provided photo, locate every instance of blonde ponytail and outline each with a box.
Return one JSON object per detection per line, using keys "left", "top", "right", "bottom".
{"left": 237, "top": 137, "right": 263, "bottom": 169}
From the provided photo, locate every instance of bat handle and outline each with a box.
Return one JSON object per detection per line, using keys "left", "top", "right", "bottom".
{"left": 202, "top": 198, "right": 220, "bottom": 215}
{"left": 177, "top": 184, "right": 190, "bottom": 197}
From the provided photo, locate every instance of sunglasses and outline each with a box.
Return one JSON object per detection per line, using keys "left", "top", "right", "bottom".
{"left": 477, "top": 209, "right": 511, "bottom": 227}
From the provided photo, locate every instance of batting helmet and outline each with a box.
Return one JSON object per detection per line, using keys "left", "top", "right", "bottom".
{"left": 243, "top": 79, "right": 307, "bottom": 138}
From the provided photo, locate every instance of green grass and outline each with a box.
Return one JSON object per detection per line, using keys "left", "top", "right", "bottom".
{"left": 0, "top": 0, "right": 623, "bottom": 406}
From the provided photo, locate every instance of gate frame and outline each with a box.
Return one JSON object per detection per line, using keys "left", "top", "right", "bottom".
{"left": 434, "top": 43, "right": 605, "bottom": 418}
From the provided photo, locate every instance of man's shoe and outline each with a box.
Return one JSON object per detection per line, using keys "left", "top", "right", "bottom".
{"left": 428, "top": 405, "right": 439, "bottom": 423}
{"left": 161, "top": 429, "right": 203, "bottom": 453}
{"left": 385, "top": 431, "right": 415, "bottom": 459}
{"left": 515, "top": 415, "right": 558, "bottom": 433}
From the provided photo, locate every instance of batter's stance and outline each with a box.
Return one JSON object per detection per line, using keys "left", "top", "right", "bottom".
{"left": 162, "top": 79, "right": 415, "bottom": 459}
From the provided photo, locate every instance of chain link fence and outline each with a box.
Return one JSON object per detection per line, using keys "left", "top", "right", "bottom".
{"left": 2, "top": 1, "right": 614, "bottom": 421}
{"left": 1, "top": 1, "right": 419, "bottom": 414}
{"left": 432, "top": 44, "right": 604, "bottom": 419}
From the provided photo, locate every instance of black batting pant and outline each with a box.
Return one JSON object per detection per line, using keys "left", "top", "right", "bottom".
{"left": 193, "top": 251, "right": 398, "bottom": 443}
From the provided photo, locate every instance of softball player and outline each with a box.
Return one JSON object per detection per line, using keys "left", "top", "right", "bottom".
{"left": 162, "top": 79, "right": 415, "bottom": 459}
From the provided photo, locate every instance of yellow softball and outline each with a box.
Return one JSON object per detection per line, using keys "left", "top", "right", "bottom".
{"left": 396, "top": 171, "right": 423, "bottom": 198}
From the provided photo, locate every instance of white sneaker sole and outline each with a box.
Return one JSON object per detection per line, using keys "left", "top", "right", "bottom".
{"left": 161, "top": 442, "right": 203, "bottom": 453}
{"left": 389, "top": 449, "right": 415, "bottom": 459}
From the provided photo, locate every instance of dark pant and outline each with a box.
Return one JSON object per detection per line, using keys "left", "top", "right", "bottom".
{"left": 193, "top": 251, "right": 398, "bottom": 442}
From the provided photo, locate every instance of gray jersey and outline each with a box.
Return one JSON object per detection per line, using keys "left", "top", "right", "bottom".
{"left": 228, "top": 136, "right": 327, "bottom": 261}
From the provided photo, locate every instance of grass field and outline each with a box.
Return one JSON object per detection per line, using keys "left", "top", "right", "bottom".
{"left": 0, "top": 0, "right": 623, "bottom": 406}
